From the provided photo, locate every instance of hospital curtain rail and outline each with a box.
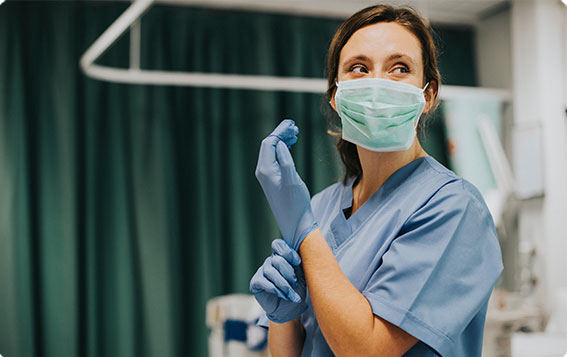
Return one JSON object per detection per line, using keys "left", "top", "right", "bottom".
{"left": 0, "top": 1, "right": 474, "bottom": 356}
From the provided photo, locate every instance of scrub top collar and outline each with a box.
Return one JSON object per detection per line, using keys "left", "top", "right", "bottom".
{"left": 330, "top": 156, "right": 430, "bottom": 251}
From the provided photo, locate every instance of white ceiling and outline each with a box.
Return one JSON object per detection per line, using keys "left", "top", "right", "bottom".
{"left": 157, "top": 0, "right": 510, "bottom": 25}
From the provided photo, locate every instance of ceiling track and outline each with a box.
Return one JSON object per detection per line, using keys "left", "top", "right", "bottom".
{"left": 80, "top": 0, "right": 512, "bottom": 101}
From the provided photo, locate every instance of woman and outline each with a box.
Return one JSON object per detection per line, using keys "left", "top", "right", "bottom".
{"left": 250, "top": 4, "right": 502, "bottom": 356}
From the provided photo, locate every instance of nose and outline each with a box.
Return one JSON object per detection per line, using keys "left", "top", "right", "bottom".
{"left": 370, "top": 71, "right": 385, "bottom": 79}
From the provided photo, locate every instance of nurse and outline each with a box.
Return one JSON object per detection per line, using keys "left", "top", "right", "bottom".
{"left": 250, "top": 4, "right": 503, "bottom": 356}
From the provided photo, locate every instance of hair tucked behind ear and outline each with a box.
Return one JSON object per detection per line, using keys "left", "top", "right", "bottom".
{"left": 324, "top": 4, "right": 441, "bottom": 183}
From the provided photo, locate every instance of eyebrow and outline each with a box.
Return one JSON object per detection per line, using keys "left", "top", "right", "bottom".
{"left": 341, "top": 53, "right": 416, "bottom": 69}
{"left": 385, "top": 53, "right": 416, "bottom": 66}
{"left": 342, "top": 55, "right": 372, "bottom": 70}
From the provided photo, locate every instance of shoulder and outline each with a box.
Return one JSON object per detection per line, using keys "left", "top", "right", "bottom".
{"left": 397, "top": 163, "right": 502, "bottom": 271}
{"left": 404, "top": 157, "right": 496, "bottom": 233}
{"left": 417, "top": 157, "right": 488, "bottom": 210}
{"left": 429, "top": 177, "right": 491, "bottom": 220}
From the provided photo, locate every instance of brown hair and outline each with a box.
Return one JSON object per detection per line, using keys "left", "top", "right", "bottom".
{"left": 325, "top": 4, "right": 441, "bottom": 182}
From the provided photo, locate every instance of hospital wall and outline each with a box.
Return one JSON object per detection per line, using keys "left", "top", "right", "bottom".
{"left": 0, "top": 2, "right": 493, "bottom": 356}
{"left": 475, "top": 3, "right": 567, "bottom": 353}
{"left": 510, "top": 0, "right": 567, "bottom": 320}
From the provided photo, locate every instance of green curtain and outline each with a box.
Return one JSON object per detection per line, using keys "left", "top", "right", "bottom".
{"left": 0, "top": 2, "right": 476, "bottom": 356}
{"left": 0, "top": 2, "right": 343, "bottom": 356}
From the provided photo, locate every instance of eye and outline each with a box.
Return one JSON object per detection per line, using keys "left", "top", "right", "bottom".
{"left": 350, "top": 64, "right": 369, "bottom": 74}
{"left": 391, "top": 64, "right": 410, "bottom": 74}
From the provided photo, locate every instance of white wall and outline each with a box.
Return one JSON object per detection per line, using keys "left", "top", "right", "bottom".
{"left": 510, "top": 0, "right": 567, "bottom": 319}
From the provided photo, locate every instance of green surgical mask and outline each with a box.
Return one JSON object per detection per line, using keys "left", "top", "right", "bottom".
{"left": 334, "top": 78, "right": 428, "bottom": 152}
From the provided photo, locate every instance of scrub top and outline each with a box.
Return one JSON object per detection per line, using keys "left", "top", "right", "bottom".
{"left": 260, "top": 156, "right": 503, "bottom": 356}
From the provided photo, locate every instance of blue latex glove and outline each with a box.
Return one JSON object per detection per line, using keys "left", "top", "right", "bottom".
{"left": 250, "top": 239, "right": 307, "bottom": 324}
{"left": 255, "top": 120, "right": 318, "bottom": 250}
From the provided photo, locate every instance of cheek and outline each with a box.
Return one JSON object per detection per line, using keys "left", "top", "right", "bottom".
{"left": 336, "top": 71, "right": 348, "bottom": 82}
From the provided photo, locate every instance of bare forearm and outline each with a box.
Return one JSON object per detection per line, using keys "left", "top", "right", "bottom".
{"left": 298, "top": 228, "right": 416, "bottom": 356}
{"left": 268, "top": 318, "right": 305, "bottom": 357}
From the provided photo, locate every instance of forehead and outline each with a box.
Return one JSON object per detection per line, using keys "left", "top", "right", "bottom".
{"left": 340, "top": 22, "right": 422, "bottom": 65}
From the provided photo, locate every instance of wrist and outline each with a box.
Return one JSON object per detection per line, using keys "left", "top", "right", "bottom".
{"left": 297, "top": 227, "right": 322, "bottom": 254}
{"left": 292, "top": 209, "right": 318, "bottom": 250}
{"left": 268, "top": 317, "right": 305, "bottom": 356}
{"left": 269, "top": 316, "right": 303, "bottom": 329}
{"left": 267, "top": 302, "right": 307, "bottom": 324}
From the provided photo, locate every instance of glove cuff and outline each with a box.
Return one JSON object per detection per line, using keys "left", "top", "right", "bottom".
{"left": 266, "top": 303, "right": 308, "bottom": 324}
{"left": 292, "top": 208, "right": 318, "bottom": 250}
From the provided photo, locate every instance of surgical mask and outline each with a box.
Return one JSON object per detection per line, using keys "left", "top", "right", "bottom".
{"left": 334, "top": 78, "right": 428, "bottom": 152}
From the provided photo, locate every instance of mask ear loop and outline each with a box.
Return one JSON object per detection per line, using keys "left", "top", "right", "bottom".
{"left": 412, "top": 82, "right": 431, "bottom": 131}
{"left": 418, "top": 82, "right": 431, "bottom": 126}
{"left": 329, "top": 81, "right": 340, "bottom": 105}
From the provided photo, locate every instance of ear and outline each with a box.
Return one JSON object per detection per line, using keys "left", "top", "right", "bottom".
{"left": 423, "top": 80, "right": 438, "bottom": 114}
{"left": 330, "top": 87, "right": 338, "bottom": 112}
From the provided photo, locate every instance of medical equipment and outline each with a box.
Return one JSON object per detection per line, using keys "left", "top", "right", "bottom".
{"left": 79, "top": 0, "right": 512, "bottom": 100}
{"left": 206, "top": 294, "right": 268, "bottom": 357}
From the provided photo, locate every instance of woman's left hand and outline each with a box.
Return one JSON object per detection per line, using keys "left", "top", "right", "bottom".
{"left": 255, "top": 120, "right": 318, "bottom": 250}
{"left": 249, "top": 239, "right": 307, "bottom": 323}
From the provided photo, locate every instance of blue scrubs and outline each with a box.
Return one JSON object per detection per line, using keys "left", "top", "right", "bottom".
{"left": 261, "top": 156, "right": 503, "bottom": 356}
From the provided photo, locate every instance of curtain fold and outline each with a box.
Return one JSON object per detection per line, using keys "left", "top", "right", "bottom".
{"left": 0, "top": 2, "right": 343, "bottom": 356}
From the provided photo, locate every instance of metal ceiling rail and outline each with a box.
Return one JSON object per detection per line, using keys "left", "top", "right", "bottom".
{"left": 79, "top": 0, "right": 512, "bottom": 101}
{"left": 79, "top": 0, "right": 329, "bottom": 93}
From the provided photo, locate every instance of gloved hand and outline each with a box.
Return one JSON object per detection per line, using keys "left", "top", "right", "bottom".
{"left": 255, "top": 120, "right": 318, "bottom": 250}
{"left": 250, "top": 239, "right": 307, "bottom": 324}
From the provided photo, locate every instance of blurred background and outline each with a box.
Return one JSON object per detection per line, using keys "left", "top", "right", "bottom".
{"left": 0, "top": 0, "right": 566, "bottom": 356}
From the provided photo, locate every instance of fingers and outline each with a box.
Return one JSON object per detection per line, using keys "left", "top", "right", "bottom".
{"left": 276, "top": 140, "right": 298, "bottom": 183}
{"left": 256, "top": 120, "right": 299, "bottom": 180}
{"left": 283, "top": 134, "right": 298, "bottom": 148}
{"left": 250, "top": 261, "right": 288, "bottom": 301}
{"left": 250, "top": 256, "right": 302, "bottom": 303}
{"left": 263, "top": 263, "right": 302, "bottom": 303}
{"left": 250, "top": 276, "right": 288, "bottom": 301}
{"left": 270, "top": 254, "right": 297, "bottom": 287}
{"left": 256, "top": 135, "right": 279, "bottom": 180}
{"left": 294, "top": 264, "right": 306, "bottom": 285}
{"left": 269, "top": 119, "right": 299, "bottom": 143}
{"left": 272, "top": 239, "right": 301, "bottom": 266}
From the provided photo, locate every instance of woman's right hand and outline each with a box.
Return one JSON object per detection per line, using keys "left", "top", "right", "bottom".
{"left": 250, "top": 239, "right": 307, "bottom": 323}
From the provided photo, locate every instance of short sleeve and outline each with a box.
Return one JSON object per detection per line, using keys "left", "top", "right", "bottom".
{"left": 257, "top": 313, "right": 269, "bottom": 329}
{"left": 362, "top": 181, "right": 503, "bottom": 356}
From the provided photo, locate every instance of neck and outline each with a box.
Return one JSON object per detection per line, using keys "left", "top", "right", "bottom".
{"left": 351, "top": 139, "right": 427, "bottom": 214}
